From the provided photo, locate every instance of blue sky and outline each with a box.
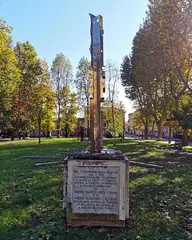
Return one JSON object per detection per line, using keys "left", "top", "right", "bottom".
{"left": 1, "top": 0, "right": 148, "bottom": 117}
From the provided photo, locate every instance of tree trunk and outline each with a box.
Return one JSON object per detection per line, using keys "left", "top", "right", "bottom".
{"left": 38, "top": 112, "right": 41, "bottom": 145}
{"left": 65, "top": 130, "right": 68, "bottom": 138}
{"left": 144, "top": 125, "right": 148, "bottom": 140}
{"left": 18, "top": 132, "right": 21, "bottom": 140}
{"left": 65, "top": 124, "right": 68, "bottom": 138}
{"left": 142, "top": 115, "right": 149, "bottom": 140}
{"left": 182, "top": 128, "right": 188, "bottom": 146}
{"left": 57, "top": 103, "right": 61, "bottom": 138}
{"left": 47, "top": 130, "right": 50, "bottom": 138}
{"left": 23, "top": 132, "right": 28, "bottom": 139}
{"left": 156, "top": 121, "right": 162, "bottom": 141}
{"left": 112, "top": 100, "right": 116, "bottom": 146}
{"left": 11, "top": 132, "right": 15, "bottom": 141}
{"left": 46, "top": 124, "right": 50, "bottom": 138}
{"left": 122, "top": 113, "right": 125, "bottom": 141}
{"left": 80, "top": 127, "right": 84, "bottom": 141}
{"left": 87, "top": 98, "right": 90, "bottom": 139}
{"left": 133, "top": 128, "right": 136, "bottom": 136}
{"left": 168, "top": 127, "right": 172, "bottom": 144}
{"left": 151, "top": 121, "right": 155, "bottom": 140}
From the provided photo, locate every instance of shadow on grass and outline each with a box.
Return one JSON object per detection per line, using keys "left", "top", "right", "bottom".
{"left": 129, "top": 164, "right": 192, "bottom": 239}
{"left": 1, "top": 138, "right": 192, "bottom": 240}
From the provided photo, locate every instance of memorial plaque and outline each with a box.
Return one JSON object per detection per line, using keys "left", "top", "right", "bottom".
{"left": 72, "top": 166, "right": 120, "bottom": 214}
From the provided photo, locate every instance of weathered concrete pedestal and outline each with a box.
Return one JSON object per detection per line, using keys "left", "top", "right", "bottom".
{"left": 63, "top": 149, "right": 129, "bottom": 227}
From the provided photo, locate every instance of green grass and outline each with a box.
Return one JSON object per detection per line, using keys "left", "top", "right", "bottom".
{"left": 0, "top": 138, "right": 192, "bottom": 240}
{"left": 183, "top": 146, "right": 192, "bottom": 153}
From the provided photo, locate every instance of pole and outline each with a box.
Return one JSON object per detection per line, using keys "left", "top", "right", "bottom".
{"left": 89, "top": 14, "right": 104, "bottom": 153}
{"left": 38, "top": 112, "right": 41, "bottom": 145}
{"left": 90, "top": 98, "right": 95, "bottom": 152}
{"left": 95, "top": 55, "right": 101, "bottom": 152}
{"left": 100, "top": 110, "right": 103, "bottom": 149}
{"left": 122, "top": 111, "right": 125, "bottom": 141}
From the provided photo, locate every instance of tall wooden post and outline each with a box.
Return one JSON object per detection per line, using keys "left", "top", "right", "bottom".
{"left": 89, "top": 14, "right": 104, "bottom": 153}
{"left": 90, "top": 98, "right": 95, "bottom": 152}
{"left": 95, "top": 56, "right": 101, "bottom": 152}
{"left": 100, "top": 109, "right": 104, "bottom": 149}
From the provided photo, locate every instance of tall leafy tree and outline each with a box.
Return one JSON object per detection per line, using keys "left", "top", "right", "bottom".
{"left": 51, "top": 53, "right": 72, "bottom": 137}
{"left": 105, "top": 59, "right": 120, "bottom": 144}
{"left": 11, "top": 41, "right": 42, "bottom": 139}
{"left": 0, "top": 20, "right": 20, "bottom": 131}
{"left": 75, "top": 57, "right": 92, "bottom": 134}
{"left": 147, "top": 0, "right": 192, "bottom": 144}
{"left": 121, "top": 0, "right": 192, "bottom": 142}
{"left": 60, "top": 85, "right": 78, "bottom": 138}
{"left": 148, "top": 0, "right": 192, "bottom": 94}
{"left": 32, "top": 60, "right": 56, "bottom": 144}
{"left": 121, "top": 46, "right": 153, "bottom": 139}
{"left": 102, "top": 100, "right": 125, "bottom": 137}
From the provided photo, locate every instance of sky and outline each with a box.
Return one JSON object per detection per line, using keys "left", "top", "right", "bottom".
{"left": 0, "top": 0, "right": 149, "bottom": 119}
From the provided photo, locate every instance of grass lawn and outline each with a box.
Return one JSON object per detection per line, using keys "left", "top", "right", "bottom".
{"left": 183, "top": 146, "right": 192, "bottom": 153}
{"left": 0, "top": 138, "right": 192, "bottom": 240}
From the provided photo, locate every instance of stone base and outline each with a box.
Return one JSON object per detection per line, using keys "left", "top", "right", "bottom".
{"left": 67, "top": 219, "right": 125, "bottom": 227}
{"left": 63, "top": 149, "right": 129, "bottom": 228}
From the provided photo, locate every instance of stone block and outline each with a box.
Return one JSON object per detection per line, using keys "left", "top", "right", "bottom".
{"left": 63, "top": 149, "right": 129, "bottom": 227}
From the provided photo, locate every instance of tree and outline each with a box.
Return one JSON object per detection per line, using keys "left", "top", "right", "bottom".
{"left": 105, "top": 59, "right": 120, "bottom": 144}
{"left": 148, "top": 0, "right": 192, "bottom": 94}
{"left": 11, "top": 41, "right": 42, "bottom": 139}
{"left": 32, "top": 60, "right": 56, "bottom": 144}
{"left": 0, "top": 20, "right": 20, "bottom": 132}
{"left": 75, "top": 57, "right": 92, "bottom": 136}
{"left": 146, "top": 0, "right": 192, "bottom": 143}
{"left": 41, "top": 94, "right": 56, "bottom": 138}
{"left": 121, "top": 45, "right": 154, "bottom": 140}
{"left": 51, "top": 53, "right": 72, "bottom": 138}
{"left": 102, "top": 100, "right": 125, "bottom": 137}
{"left": 121, "top": 0, "right": 192, "bottom": 145}
{"left": 60, "top": 85, "right": 78, "bottom": 138}
{"left": 121, "top": 14, "right": 187, "bottom": 141}
{"left": 173, "top": 93, "right": 192, "bottom": 146}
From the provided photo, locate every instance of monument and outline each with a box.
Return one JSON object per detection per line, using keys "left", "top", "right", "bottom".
{"left": 63, "top": 14, "right": 129, "bottom": 227}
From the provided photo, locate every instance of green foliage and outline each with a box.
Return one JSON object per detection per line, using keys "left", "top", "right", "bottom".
{"left": 75, "top": 57, "right": 92, "bottom": 112}
{"left": 121, "top": 55, "right": 131, "bottom": 88}
{"left": 60, "top": 85, "right": 78, "bottom": 137}
{"left": 121, "top": 0, "right": 192, "bottom": 142}
{"left": 131, "top": 110, "right": 146, "bottom": 131}
{"left": 0, "top": 20, "right": 21, "bottom": 130}
{"left": 182, "top": 115, "right": 192, "bottom": 129}
{"left": 51, "top": 53, "right": 72, "bottom": 87}
{"left": 102, "top": 100, "right": 124, "bottom": 136}
{"left": 32, "top": 60, "right": 56, "bottom": 135}
{"left": 148, "top": 0, "right": 192, "bottom": 94}
{"left": 105, "top": 59, "right": 120, "bottom": 102}
{"left": 121, "top": 55, "right": 137, "bottom": 101}
{"left": 173, "top": 93, "right": 192, "bottom": 129}
{"left": 10, "top": 41, "right": 42, "bottom": 135}
{"left": 51, "top": 53, "right": 73, "bottom": 137}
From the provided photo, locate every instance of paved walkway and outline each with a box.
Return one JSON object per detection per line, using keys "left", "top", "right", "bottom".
{"left": 125, "top": 134, "right": 192, "bottom": 146}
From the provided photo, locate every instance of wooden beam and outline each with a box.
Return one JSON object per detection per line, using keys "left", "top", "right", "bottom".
{"left": 35, "top": 161, "right": 65, "bottom": 167}
{"left": 21, "top": 156, "right": 56, "bottom": 159}
{"left": 34, "top": 157, "right": 68, "bottom": 168}
{"left": 129, "top": 161, "right": 163, "bottom": 169}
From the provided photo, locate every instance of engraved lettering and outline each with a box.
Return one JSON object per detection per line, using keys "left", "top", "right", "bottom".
{"left": 72, "top": 166, "right": 120, "bottom": 214}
